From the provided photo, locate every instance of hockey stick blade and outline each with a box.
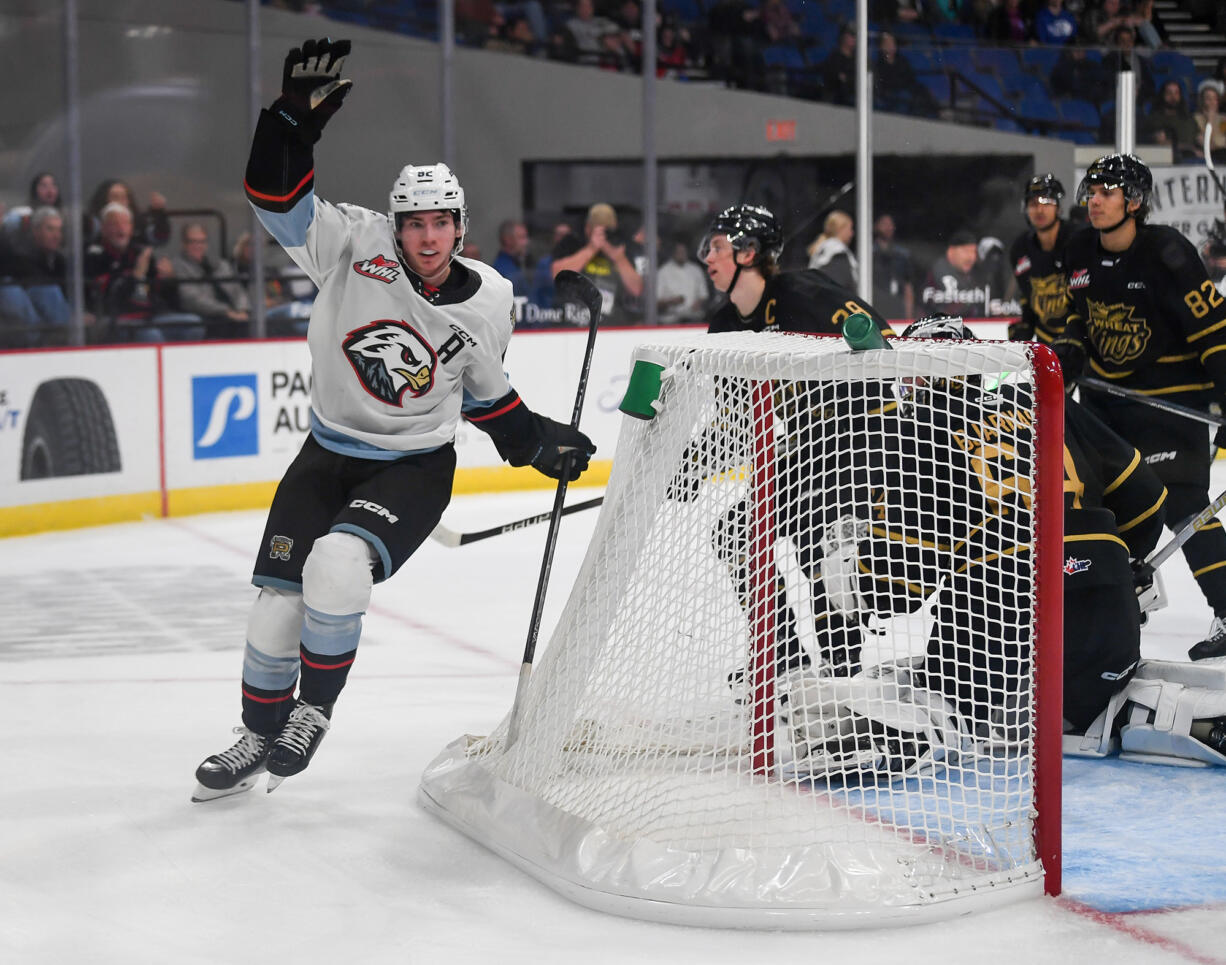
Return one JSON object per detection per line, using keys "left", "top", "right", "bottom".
{"left": 553, "top": 269, "right": 603, "bottom": 337}
{"left": 430, "top": 495, "right": 605, "bottom": 548}
{"left": 1207, "top": 123, "right": 1226, "bottom": 196}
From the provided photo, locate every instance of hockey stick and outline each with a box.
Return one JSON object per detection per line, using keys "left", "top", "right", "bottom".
{"left": 1077, "top": 376, "right": 1223, "bottom": 429}
{"left": 1206, "top": 123, "right": 1226, "bottom": 197}
{"left": 782, "top": 180, "right": 855, "bottom": 252}
{"left": 506, "top": 270, "right": 602, "bottom": 748}
{"left": 1146, "top": 488, "right": 1226, "bottom": 571}
{"left": 429, "top": 495, "right": 604, "bottom": 548}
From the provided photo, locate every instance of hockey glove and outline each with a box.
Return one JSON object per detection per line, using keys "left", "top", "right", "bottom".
{"left": 273, "top": 38, "right": 353, "bottom": 143}
{"left": 1007, "top": 319, "right": 1034, "bottom": 342}
{"left": 1130, "top": 558, "right": 1155, "bottom": 596}
{"left": 526, "top": 418, "right": 596, "bottom": 481}
{"left": 1049, "top": 335, "right": 1086, "bottom": 392}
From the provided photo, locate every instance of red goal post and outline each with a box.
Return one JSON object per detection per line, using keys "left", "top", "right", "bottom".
{"left": 421, "top": 330, "right": 1064, "bottom": 928}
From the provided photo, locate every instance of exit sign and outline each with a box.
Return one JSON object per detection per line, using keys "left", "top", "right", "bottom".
{"left": 766, "top": 120, "right": 796, "bottom": 141}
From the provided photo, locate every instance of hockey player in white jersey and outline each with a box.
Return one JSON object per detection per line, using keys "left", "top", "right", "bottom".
{"left": 193, "top": 38, "right": 595, "bottom": 801}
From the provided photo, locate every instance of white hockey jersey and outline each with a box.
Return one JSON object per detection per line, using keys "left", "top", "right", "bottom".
{"left": 254, "top": 193, "right": 515, "bottom": 456}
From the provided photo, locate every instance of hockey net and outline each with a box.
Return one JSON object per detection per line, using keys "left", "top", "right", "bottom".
{"left": 420, "top": 330, "right": 1063, "bottom": 928}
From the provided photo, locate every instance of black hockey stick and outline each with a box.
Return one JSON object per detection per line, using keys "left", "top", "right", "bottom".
{"left": 1077, "top": 376, "right": 1223, "bottom": 429}
{"left": 1205, "top": 123, "right": 1226, "bottom": 197}
{"left": 429, "top": 495, "right": 604, "bottom": 548}
{"left": 506, "top": 270, "right": 602, "bottom": 748}
{"left": 781, "top": 180, "right": 855, "bottom": 253}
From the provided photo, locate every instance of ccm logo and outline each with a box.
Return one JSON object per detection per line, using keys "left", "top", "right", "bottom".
{"left": 1145, "top": 451, "right": 1177, "bottom": 464}
{"left": 350, "top": 499, "right": 399, "bottom": 524}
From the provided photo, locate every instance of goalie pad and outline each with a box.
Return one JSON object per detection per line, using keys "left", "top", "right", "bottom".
{"left": 819, "top": 515, "right": 868, "bottom": 615}
{"left": 779, "top": 665, "right": 970, "bottom": 780}
{"left": 1064, "top": 659, "right": 1226, "bottom": 767}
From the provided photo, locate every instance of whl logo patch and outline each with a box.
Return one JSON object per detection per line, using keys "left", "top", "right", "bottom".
{"left": 1069, "top": 269, "right": 1090, "bottom": 290}
{"left": 354, "top": 254, "right": 401, "bottom": 283}
{"left": 192, "top": 374, "right": 258, "bottom": 459}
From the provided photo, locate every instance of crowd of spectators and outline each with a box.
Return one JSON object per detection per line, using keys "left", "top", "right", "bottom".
{"left": 0, "top": 172, "right": 318, "bottom": 348}
{"left": 265, "top": 0, "right": 1226, "bottom": 148}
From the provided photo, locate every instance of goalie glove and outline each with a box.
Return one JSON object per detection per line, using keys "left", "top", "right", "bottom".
{"left": 273, "top": 37, "right": 353, "bottom": 144}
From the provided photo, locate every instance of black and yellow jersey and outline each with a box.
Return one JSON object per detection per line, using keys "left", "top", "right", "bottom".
{"left": 708, "top": 268, "right": 892, "bottom": 336}
{"left": 1064, "top": 223, "right": 1226, "bottom": 405}
{"left": 1009, "top": 220, "right": 1076, "bottom": 343}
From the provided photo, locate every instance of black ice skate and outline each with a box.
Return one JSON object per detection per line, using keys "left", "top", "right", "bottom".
{"left": 192, "top": 727, "right": 272, "bottom": 802}
{"left": 1190, "top": 615, "right": 1226, "bottom": 661}
{"left": 265, "top": 701, "right": 332, "bottom": 792}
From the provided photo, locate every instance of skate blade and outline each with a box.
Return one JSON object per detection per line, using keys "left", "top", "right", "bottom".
{"left": 265, "top": 773, "right": 286, "bottom": 793}
{"left": 191, "top": 775, "right": 260, "bottom": 803}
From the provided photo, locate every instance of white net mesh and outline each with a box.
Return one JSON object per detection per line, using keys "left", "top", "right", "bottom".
{"left": 421, "top": 330, "right": 1057, "bottom": 928}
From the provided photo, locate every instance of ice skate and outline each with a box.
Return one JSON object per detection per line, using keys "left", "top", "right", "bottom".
{"left": 1190, "top": 615, "right": 1226, "bottom": 661}
{"left": 192, "top": 727, "right": 272, "bottom": 802}
{"left": 266, "top": 701, "right": 332, "bottom": 792}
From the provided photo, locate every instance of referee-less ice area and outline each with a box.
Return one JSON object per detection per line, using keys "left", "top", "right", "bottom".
{"left": 3, "top": 470, "right": 1226, "bottom": 953}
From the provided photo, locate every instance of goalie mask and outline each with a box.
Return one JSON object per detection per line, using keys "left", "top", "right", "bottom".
{"left": 899, "top": 314, "right": 979, "bottom": 414}
{"left": 1075, "top": 153, "right": 1152, "bottom": 223}
{"left": 389, "top": 162, "right": 468, "bottom": 257}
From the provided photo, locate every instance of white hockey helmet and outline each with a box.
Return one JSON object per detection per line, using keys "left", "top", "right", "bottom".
{"left": 389, "top": 163, "right": 468, "bottom": 256}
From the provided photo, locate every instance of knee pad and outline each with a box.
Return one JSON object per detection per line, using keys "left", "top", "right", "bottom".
{"left": 246, "top": 586, "right": 305, "bottom": 658}
{"left": 302, "top": 531, "right": 375, "bottom": 616}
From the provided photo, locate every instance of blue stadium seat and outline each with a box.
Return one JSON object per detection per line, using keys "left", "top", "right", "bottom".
{"left": 933, "top": 23, "right": 976, "bottom": 43}
{"left": 902, "top": 48, "right": 937, "bottom": 73}
{"left": 972, "top": 47, "right": 1022, "bottom": 80}
{"left": 762, "top": 44, "right": 806, "bottom": 70}
{"left": 1060, "top": 98, "right": 1101, "bottom": 128}
{"left": 1018, "top": 90, "right": 1061, "bottom": 124}
{"left": 1021, "top": 46, "right": 1062, "bottom": 77}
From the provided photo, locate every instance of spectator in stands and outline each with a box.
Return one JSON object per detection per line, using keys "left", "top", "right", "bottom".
{"left": 232, "top": 230, "right": 315, "bottom": 335}
{"left": 1080, "top": 0, "right": 1130, "bottom": 45}
{"left": 871, "top": 213, "right": 916, "bottom": 321}
{"left": 531, "top": 220, "right": 571, "bottom": 312}
{"left": 1195, "top": 80, "right": 1226, "bottom": 163}
{"left": 1105, "top": 24, "right": 1154, "bottom": 98}
{"left": 984, "top": 0, "right": 1031, "bottom": 44}
{"left": 485, "top": 15, "right": 544, "bottom": 56}
{"left": 874, "top": 30, "right": 938, "bottom": 117}
{"left": 1034, "top": 0, "right": 1079, "bottom": 45}
{"left": 565, "top": 0, "right": 630, "bottom": 68}
{"left": 2, "top": 172, "right": 62, "bottom": 247}
{"left": 0, "top": 221, "right": 37, "bottom": 345}
{"left": 87, "top": 179, "right": 170, "bottom": 248}
{"left": 870, "top": 0, "right": 923, "bottom": 26}
{"left": 1142, "top": 79, "right": 1200, "bottom": 162}
{"left": 84, "top": 202, "right": 194, "bottom": 343}
{"left": 1052, "top": 43, "right": 1112, "bottom": 102}
{"left": 921, "top": 228, "right": 991, "bottom": 317}
{"left": 707, "top": 0, "right": 762, "bottom": 89}
{"left": 819, "top": 26, "right": 857, "bottom": 107}
{"left": 1130, "top": 0, "right": 1169, "bottom": 50}
{"left": 13, "top": 207, "right": 72, "bottom": 340}
{"left": 656, "top": 15, "right": 691, "bottom": 77}
{"left": 550, "top": 202, "right": 643, "bottom": 325}
{"left": 172, "top": 221, "right": 250, "bottom": 338}
{"left": 655, "top": 237, "right": 710, "bottom": 324}
{"left": 806, "top": 210, "right": 857, "bottom": 289}
{"left": 612, "top": 0, "right": 644, "bottom": 68}
{"left": 456, "top": 0, "right": 499, "bottom": 45}
{"left": 759, "top": 0, "right": 800, "bottom": 44}
{"left": 492, "top": 218, "right": 533, "bottom": 299}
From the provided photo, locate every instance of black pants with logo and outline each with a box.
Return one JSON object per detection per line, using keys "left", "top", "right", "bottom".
{"left": 252, "top": 433, "right": 456, "bottom": 588}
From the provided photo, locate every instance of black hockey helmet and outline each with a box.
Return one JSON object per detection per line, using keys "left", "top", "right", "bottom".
{"left": 902, "top": 313, "right": 977, "bottom": 341}
{"left": 697, "top": 204, "right": 784, "bottom": 265}
{"left": 1207, "top": 219, "right": 1226, "bottom": 256}
{"left": 1022, "top": 173, "right": 1065, "bottom": 211}
{"left": 1075, "top": 153, "right": 1152, "bottom": 221}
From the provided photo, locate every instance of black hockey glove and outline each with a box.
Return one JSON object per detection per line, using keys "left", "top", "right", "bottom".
{"left": 1049, "top": 335, "right": 1086, "bottom": 393}
{"left": 1007, "top": 319, "right": 1033, "bottom": 342}
{"left": 273, "top": 38, "right": 353, "bottom": 144}
{"left": 1130, "top": 558, "right": 1155, "bottom": 596}
{"left": 526, "top": 418, "right": 596, "bottom": 481}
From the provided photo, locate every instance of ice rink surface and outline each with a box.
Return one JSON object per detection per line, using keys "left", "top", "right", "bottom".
{"left": 3, "top": 481, "right": 1226, "bottom": 965}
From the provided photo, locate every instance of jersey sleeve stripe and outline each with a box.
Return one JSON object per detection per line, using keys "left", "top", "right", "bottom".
{"left": 1187, "top": 317, "right": 1226, "bottom": 343}
{"left": 245, "top": 168, "right": 315, "bottom": 206}
{"left": 1102, "top": 450, "right": 1141, "bottom": 495}
{"left": 1115, "top": 493, "right": 1166, "bottom": 535}
{"left": 466, "top": 396, "right": 522, "bottom": 422}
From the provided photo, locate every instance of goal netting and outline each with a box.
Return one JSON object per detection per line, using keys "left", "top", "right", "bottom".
{"left": 420, "top": 330, "right": 1063, "bottom": 929}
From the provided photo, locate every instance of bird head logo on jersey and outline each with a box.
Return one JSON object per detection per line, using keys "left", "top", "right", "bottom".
{"left": 342, "top": 320, "right": 437, "bottom": 405}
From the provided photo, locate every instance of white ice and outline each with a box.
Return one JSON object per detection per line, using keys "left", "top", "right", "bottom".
{"left": 2, "top": 482, "right": 1225, "bottom": 964}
